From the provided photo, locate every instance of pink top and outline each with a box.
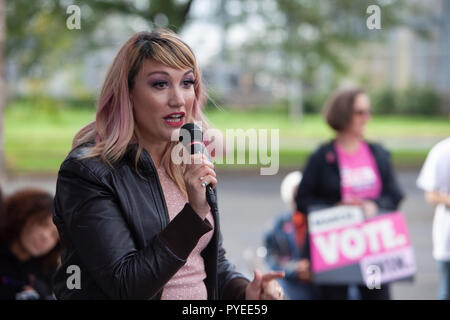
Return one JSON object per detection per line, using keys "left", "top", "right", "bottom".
{"left": 335, "top": 141, "right": 382, "bottom": 203}
{"left": 157, "top": 166, "right": 214, "bottom": 300}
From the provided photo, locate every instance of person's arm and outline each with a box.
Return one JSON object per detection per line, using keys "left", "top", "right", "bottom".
{"left": 216, "top": 231, "right": 250, "bottom": 300}
{"left": 373, "top": 148, "right": 404, "bottom": 212}
{"left": 215, "top": 214, "right": 285, "bottom": 300}
{"left": 55, "top": 159, "right": 212, "bottom": 300}
{"left": 295, "top": 151, "right": 334, "bottom": 260}
{"left": 417, "top": 140, "right": 449, "bottom": 209}
{"left": 425, "top": 191, "right": 450, "bottom": 207}
{"left": 295, "top": 152, "right": 336, "bottom": 214}
{"left": 218, "top": 239, "right": 285, "bottom": 300}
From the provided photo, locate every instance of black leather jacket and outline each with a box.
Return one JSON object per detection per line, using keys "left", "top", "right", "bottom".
{"left": 52, "top": 142, "right": 249, "bottom": 300}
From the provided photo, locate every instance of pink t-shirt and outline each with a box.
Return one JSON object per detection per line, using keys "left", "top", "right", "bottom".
{"left": 157, "top": 166, "right": 215, "bottom": 300}
{"left": 335, "top": 141, "right": 382, "bottom": 203}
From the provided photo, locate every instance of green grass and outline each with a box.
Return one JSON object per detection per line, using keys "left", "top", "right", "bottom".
{"left": 206, "top": 108, "right": 450, "bottom": 139}
{"left": 5, "top": 102, "right": 95, "bottom": 173}
{"left": 4, "top": 103, "right": 450, "bottom": 174}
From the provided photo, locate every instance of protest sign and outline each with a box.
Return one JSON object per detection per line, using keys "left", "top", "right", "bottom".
{"left": 309, "top": 206, "right": 416, "bottom": 285}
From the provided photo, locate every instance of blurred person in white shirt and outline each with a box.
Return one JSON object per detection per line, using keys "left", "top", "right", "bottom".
{"left": 417, "top": 137, "right": 450, "bottom": 300}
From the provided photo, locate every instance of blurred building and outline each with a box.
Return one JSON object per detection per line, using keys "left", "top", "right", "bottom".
{"left": 203, "top": 0, "right": 450, "bottom": 110}
{"left": 6, "top": 0, "right": 449, "bottom": 110}
{"left": 352, "top": 0, "right": 450, "bottom": 95}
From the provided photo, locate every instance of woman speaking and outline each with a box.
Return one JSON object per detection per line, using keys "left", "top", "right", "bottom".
{"left": 52, "top": 29, "right": 284, "bottom": 300}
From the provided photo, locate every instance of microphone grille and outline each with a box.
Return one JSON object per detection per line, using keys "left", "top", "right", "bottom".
{"left": 179, "top": 123, "right": 203, "bottom": 146}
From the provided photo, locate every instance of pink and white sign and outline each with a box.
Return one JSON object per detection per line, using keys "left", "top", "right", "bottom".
{"left": 309, "top": 206, "right": 416, "bottom": 284}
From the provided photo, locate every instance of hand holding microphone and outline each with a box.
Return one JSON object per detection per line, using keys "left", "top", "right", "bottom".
{"left": 179, "top": 123, "right": 218, "bottom": 219}
{"left": 183, "top": 153, "right": 217, "bottom": 219}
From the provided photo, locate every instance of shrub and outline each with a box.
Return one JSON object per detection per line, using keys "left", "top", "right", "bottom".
{"left": 371, "top": 88, "right": 397, "bottom": 114}
{"left": 371, "top": 87, "right": 442, "bottom": 116}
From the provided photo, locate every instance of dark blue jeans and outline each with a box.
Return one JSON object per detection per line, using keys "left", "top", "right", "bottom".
{"left": 438, "top": 261, "right": 450, "bottom": 300}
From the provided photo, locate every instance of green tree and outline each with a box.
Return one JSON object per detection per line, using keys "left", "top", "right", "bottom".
{"left": 0, "top": 0, "right": 196, "bottom": 177}
{"left": 6, "top": 0, "right": 195, "bottom": 76}
{"left": 225, "top": 0, "right": 423, "bottom": 120}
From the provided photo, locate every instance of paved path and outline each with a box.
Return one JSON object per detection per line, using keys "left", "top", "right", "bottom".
{"left": 1, "top": 169, "right": 439, "bottom": 300}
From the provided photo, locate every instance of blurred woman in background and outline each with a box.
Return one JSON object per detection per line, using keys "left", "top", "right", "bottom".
{"left": 0, "top": 188, "right": 60, "bottom": 300}
{"left": 295, "top": 87, "right": 404, "bottom": 300}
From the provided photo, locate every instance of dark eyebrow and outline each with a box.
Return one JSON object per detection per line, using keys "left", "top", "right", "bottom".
{"left": 146, "top": 70, "right": 194, "bottom": 77}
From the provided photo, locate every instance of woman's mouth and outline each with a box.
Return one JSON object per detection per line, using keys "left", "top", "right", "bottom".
{"left": 163, "top": 112, "right": 185, "bottom": 127}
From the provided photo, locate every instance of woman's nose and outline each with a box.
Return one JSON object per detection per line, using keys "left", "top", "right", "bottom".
{"left": 168, "top": 87, "right": 185, "bottom": 108}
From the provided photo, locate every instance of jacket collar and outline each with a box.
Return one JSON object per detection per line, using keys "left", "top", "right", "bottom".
{"left": 75, "top": 141, "right": 159, "bottom": 177}
{"left": 325, "top": 138, "right": 381, "bottom": 172}
{"left": 123, "top": 143, "right": 157, "bottom": 177}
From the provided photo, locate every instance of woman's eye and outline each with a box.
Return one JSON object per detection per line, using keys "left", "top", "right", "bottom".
{"left": 152, "top": 81, "right": 168, "bottom": 89}
{"left": 183, "top": 79, "right": 195, "bottom": 88}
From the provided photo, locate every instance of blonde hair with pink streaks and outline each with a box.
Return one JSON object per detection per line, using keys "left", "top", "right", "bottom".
{"left": 72, "top": 29, "right": 210, "bottom": 196}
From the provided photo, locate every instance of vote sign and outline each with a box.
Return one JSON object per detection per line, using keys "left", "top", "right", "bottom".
{"left": 308, "top": 206, "right": 416, "bottom": 285}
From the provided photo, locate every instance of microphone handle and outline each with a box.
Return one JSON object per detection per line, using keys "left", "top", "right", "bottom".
{"left": 191, "top": 146, "right": 218, "bottom": 214}
{"left": 205, "top": 184, "right": 218, "bottom": 215}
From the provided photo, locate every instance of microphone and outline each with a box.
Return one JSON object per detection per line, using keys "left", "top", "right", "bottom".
{"left": 179, "top": 123, "right": 218, "bottom": 214}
